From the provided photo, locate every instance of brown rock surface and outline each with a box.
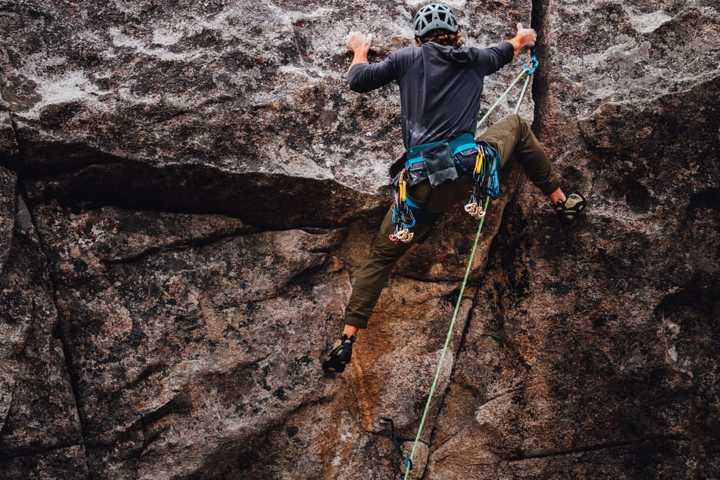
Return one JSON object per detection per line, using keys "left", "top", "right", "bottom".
{"left": 0, "top": 0, "right": 718, "bottom": 479}
{"left": 426, "top": 1, "right": 720, "bottom": 479}
{"left": 0, "top": 186, "right": 88, "bottom": 479}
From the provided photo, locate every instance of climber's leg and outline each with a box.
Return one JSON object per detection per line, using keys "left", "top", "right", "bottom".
{"left": 324, "top": 180, "right": 459, "bottom": 374}
{"left": 478, "top": 113, "right": 560, "bottom": 195}
{"left": 343, "top": 208, "right": 425, "bottom": 330}
{"left": 479, "top": 114, "right": 586, "bottom": 221}
{"left": 343, "top": 182, "right": 437, "bottom": 331}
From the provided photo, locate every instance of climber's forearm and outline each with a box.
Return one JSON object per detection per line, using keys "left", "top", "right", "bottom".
{"left": 347, "top": 32, "right": 371, "bottom": 68}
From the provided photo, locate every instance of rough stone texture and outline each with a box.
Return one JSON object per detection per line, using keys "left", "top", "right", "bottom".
{"left": 0, "top": 165, "right": 15, "bottom": 270}
{"left": 1, "top": 446, "right": 89, "bottom": 480}
{"left": 0, "top": 191, "right": 88, "bottom": 478}
{"left": 0, "top": 112, "right": 18, "bottom": 266}
{"left": 426, "top": 1, "right": 720, "bottom": 479}
{"left": 0, "top": 0, "right": 719, "bottom": 479}
{"left": 25, "top": 202, "right": 355, "bottom": 479}
{"left": 0, "top": 110, "right": 18, "bottom": 162}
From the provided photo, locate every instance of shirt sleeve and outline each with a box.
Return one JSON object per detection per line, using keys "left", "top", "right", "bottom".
{"left": 346, "top": 49, "right": 407, "bottom": 93}
{"left": 471, "top": 41, "right": 515, "bottom": 76}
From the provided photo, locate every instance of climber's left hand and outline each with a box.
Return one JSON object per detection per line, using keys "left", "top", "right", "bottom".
{"left": 346, "top": 31, "right": 372, "bottom": 56}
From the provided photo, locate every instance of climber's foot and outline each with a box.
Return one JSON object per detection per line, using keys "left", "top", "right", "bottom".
{"left": 322, "top": 335, "right": 355, "bottom": 375}
{"left": 554, "top": 192, "right": 587, "bottom": 224}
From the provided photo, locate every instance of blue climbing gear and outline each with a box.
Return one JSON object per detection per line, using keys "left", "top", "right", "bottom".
{"left": 390, "top": 170, "right": 417, "bottom": 243}
{"left": 390, "top": 133, "right": 481, "bottom": 242}
{"left": 464, "top": 141, "right": 502, "bottom": 220}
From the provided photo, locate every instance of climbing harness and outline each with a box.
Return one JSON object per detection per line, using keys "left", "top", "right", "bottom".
{"left": 389, "top": 50, "right": 539, "bottom": 245}
{"left": 400, "top": 49, "right": 539, "bottom": 480}
{"left": 390, "top": 133, "right": 478, "bottom": 243}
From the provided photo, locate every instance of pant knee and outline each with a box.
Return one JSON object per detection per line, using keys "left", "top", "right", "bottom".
{"left": 511, "top": 113, "right": 529, "bottom": 132}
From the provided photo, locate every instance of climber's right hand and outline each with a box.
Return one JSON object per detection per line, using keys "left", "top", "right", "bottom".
{"left": 509, "top": 23, "right": 537, "bottom": 54}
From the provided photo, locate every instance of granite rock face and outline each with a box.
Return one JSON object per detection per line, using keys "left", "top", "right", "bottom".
{"left": 0, "top": 174, "right": 88, "bottom": 479}
{"left": 1, "top": 0, "right": 719, "bottom": 479}
{"left": 425, "top": 1, "right": 720, "bottom": 478}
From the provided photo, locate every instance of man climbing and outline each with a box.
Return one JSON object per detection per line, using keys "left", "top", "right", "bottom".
{"left": 323, "top": 3, "right": 586, "bottom": 374}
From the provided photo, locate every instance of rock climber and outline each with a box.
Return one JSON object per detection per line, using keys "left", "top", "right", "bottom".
{"left": 322, "top": 3, "right": 586, "bottom": 374}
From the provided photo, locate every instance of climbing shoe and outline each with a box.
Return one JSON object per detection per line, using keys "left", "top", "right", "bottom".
{"left": 322, "top": 335, "right": 355, "bottom": 374}
{"left": 553, "top": 192, "right": 587, "bottom": 224}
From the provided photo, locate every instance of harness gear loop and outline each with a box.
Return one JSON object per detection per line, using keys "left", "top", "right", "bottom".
{"left": 389, "top": 169, "right": 417, "bottom": 243}
{"left": 401, "top": 50, "right": 538, "bottom": 480}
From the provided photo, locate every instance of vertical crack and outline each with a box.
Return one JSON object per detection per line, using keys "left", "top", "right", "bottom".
{"left": 0, "top": 109, "right": 21, "bottom": 442}
{"left": 530, "top": 0, "right": 549, "bottom": 136}
{"left": 15, "top": 179, "right": 92, "bottom": 478}
{"left": 419, "top": 285, "right": 481, "bottom": 480}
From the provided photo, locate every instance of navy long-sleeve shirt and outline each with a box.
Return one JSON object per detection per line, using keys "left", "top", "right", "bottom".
{"left": 347, "top": 41, "right": 514, "bottom": 149}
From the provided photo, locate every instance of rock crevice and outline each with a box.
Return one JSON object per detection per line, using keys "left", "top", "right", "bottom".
{"left": 15, "top": 188, "right": 92, "bottom": 478}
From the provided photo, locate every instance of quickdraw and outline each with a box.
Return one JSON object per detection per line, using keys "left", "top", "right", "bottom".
{"left": 389, "top": 169, "right": 416, "bottom": 243}
{"left": 464, "top": 142, "right": 502, "bottom": 220}
{"left": 523, "top": 48, "right": 540, "bottom": 75}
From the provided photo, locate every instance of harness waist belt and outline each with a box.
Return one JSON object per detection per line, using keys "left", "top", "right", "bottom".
{"left": 405, "top": 133, "right": 477, "bottom": 167}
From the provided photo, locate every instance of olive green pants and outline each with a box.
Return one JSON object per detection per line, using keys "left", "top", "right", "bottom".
{"left": 345, "top": 114, "right": 560, "bottom": 329}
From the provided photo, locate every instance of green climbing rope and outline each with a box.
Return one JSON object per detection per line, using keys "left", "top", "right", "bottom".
{"left": 402, "top": 52, "right": 538, "bottom": 479}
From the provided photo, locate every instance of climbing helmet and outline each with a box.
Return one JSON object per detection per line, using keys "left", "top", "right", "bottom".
{"left": 413, "top": 3, "right": 459, "bottom": 37}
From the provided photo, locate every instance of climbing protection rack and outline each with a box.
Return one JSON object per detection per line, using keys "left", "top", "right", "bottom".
{"left": 400, "top": 49, "right": 539, "bottom": 480}
{"left": 390, "top": 169, "right": 417, "bottom": 243}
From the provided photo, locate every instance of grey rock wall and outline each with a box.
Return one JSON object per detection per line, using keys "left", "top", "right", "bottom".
{"left": 0, "top": 1, "right": 718, "bottom": 479}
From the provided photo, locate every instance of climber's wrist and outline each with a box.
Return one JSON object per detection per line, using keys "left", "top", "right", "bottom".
{"left": 351, "top": 51, "right": 369, "bottom": 66}
{"left": 509, "top": 37, "right": 523, "bottom": 55}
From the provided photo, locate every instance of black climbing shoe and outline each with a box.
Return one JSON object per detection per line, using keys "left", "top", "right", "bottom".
{"left": 553, "top": 192, "right": 587, "bottom": 224}
{"left": 322, "top": 335, "right": 355, "bottom": 374}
